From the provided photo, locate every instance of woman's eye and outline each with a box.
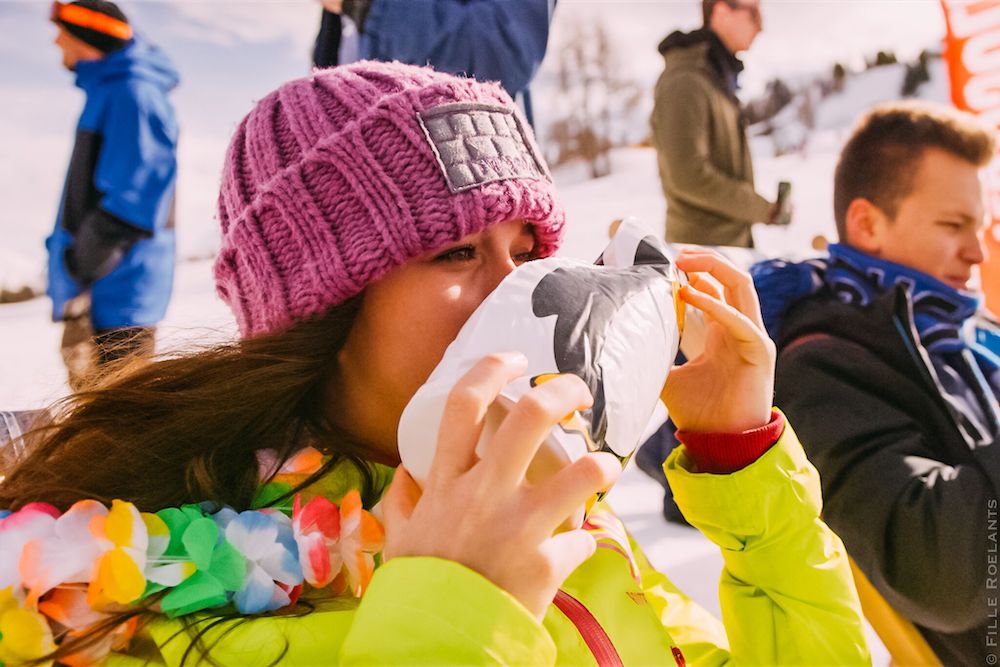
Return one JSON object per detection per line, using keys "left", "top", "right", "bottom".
{"left": 937, "top": 221, "right": 962, "bottom": 230}
{"left": 434, "top": 245, "right": 475, "bottom": 262}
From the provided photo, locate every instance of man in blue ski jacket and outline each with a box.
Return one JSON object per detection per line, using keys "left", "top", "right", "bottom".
{"left": 48, "top": 0, "right": 179, "bottom": 389}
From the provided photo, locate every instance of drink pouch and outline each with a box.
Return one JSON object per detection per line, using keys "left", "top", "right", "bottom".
{"left": 397, "top": 219, "right": 687, "bottom": 529}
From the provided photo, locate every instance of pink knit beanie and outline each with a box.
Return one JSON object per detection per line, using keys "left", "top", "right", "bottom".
{"left": 215, "top": 61, "right": 565, "bottom": 338}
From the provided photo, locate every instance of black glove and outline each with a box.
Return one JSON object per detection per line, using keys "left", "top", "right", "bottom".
{"left": 65, "top": 208, "right": 151, "bottom": 287}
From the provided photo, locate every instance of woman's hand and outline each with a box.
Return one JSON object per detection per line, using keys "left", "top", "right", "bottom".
{"left": 382, "top": 353, "right": 621, "bottom": 620}
{"left": 661, "top": 248, "right": 775, "bottom": 433}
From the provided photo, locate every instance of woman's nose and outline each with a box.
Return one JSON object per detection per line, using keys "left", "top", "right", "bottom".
{"left": 482, "top": 255, "right": 519, "bottom": 295}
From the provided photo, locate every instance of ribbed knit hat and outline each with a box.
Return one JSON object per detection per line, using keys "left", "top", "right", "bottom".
{"left": 51, "top": 1, "right": 132, "bottom": 54}
{"left": 215, "top": 61, "right": 565, "bottom": 338}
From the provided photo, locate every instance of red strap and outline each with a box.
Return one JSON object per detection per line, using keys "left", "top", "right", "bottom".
{"left": 553, "top": 590, "right": 624, "bottom": 667}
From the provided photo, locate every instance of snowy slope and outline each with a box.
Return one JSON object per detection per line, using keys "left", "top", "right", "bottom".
{"left": 0, "top": 251, "right": 44, "bottom": 303}
{"left": 763, "top": 59, "right": 950, "bottom": 155}
{"left": 817, "top": 60, "right": 950, "bottom": 130}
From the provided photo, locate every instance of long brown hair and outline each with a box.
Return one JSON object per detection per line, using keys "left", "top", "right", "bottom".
{"left": 0, "top": 296, "right": 371, "bottom": 664}
{"left": 1, "top": 296, "right": 369, "bottom": 511}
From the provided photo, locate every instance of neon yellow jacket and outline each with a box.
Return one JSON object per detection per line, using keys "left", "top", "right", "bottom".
{"left": 109, "top": 420, "right": 870, "bottom": 666}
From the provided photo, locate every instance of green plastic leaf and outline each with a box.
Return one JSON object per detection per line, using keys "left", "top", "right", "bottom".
{"left": 160, "top": 571, "right": 228, "bottom": 618}
{"left": 180, "top": 505, "right": 205, "bottom": 521}
{"left": 141, "top": 580, "right": 167, "bottom": 599}
{"left": 252, "top": 481, "right": 293, "bottom": 512}
{"left": 182, "top": 518, "right": 219, "bottom": 571}
{"left": 156, "top": 507, "right": 193, "bottom": 557}
{"left": 209, "top": 540, "right": 246, "bottom": 592}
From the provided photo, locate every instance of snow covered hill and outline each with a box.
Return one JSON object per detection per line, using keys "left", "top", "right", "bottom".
{"left": 759, "top": 58, "right": 949, "bottom": 156}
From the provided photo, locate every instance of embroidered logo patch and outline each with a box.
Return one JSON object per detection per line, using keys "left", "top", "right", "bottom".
{"left": 417, "top": 102, "right": 549, "bottom": 193}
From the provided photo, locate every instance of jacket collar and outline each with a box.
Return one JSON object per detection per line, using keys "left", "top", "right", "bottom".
{"left": 658, "top": 28, "right": 743, "bottom": 98}
{"left": 778, "top": 286, "right": 999, "bottom": 450}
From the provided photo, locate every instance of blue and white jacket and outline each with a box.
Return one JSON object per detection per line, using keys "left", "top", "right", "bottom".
{"left": 47, "top": 36, "right": 179, "bottom": 330}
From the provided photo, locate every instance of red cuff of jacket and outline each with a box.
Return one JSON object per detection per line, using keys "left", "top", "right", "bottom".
{"left": 675, "top": 409, "right": 785, "bottom": 474}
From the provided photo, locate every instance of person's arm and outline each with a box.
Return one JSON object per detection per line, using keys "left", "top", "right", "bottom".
{"left": 67, "top": 86, "right": 176, "bottom": 286}
{"left": 777, "top": 337, "right": 996, "bottom": 633}
{"left": 360, "top": 0, "right": 553, "bottom": 96}
{"left": 94, "top": 85, "right": 177, "bottom": 234}
{"left": 652, "top": 73, "right": 772, "bottom": 224}
{"left": 659, "top": 413, "right": 871, "bottom": 665}
{"left": 64, "top": 209, "right": 151, "bottom": 286}
{"left": 648, "top": 251, "right": 868, "bottom": 663}
{"left": 312, "top": 6, "right": 343, "bottom": 68}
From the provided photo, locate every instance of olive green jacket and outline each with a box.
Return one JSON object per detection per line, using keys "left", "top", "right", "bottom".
{"left": 651, "top": 40, "right": 772, "bottom": 248}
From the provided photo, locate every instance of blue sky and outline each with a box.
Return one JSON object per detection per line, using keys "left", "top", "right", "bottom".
{"left": 1, "top": 0, "right": 948, "bottom": 262}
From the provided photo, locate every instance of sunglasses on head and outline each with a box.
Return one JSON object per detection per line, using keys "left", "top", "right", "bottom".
{"left": 50, "top": 1, "right": 133, "bottom": 40}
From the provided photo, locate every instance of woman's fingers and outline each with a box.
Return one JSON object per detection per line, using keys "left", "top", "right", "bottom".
{"left": 524, "top": 452, "right": 620, "bottom": 535}
{"left": 538, "top": 529, "right": 598, "bottom": 587}
{"left": 482, "top": 374, "right": 593, "bottom": 489}
{"left": 430, "top": 352, "right": 528, "bottom": 486}
{"left": 686, "top": 273, "right": 723, "bottom": 301}
{"left": 676, "top": 250, "right": 755, "bottom": 307}
{"left": 679, "top": 283, "right": 763, "bottom": 347}
{"left": 674, "top": 250, "right": 765, "bottom": 329}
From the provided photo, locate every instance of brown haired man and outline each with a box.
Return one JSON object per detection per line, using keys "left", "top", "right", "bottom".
{"left": 652, "top": 0, "right": 783, "bottom": 247}
{"left": 753, "top": 101, "right": 1000, "bottom": 664}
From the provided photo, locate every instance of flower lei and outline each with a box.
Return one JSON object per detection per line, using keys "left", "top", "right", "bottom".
{"left": 0, "top": 448, "right": 384, "bottom": 666}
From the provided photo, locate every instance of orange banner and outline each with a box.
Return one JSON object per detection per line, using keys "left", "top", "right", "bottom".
{"left": 941, "top": 0, "right": 1000, "bottom": 313}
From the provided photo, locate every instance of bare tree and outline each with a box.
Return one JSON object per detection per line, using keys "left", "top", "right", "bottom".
{"left": 547, "top": 19, "right": 643, "bottom": 179}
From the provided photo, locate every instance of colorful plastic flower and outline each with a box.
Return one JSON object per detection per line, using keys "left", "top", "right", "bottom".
{"left": 0, "top": 586, "right": 55, "bottom": 667}
{"left": 37, "top": 587, "right": 137, "bottom": 667}
{"left": 339, "top": 491, "right": 384, "bottom": 597}
{"left": 257, "top": 446, "right": 324, "bottom": 482}
{"left": 19, "top": 499, "right": 148, "bottom": 609}
{"left": 141, "top": 511, "right": 196, "bottom": 593}
{"left": 87, "top": 500, "right": 149, "bottom": 606}
{"left": 292, "top": 490, "right": 384, "bottom": 598}
{"left": 19, "top": 501, "right": 107, "bottom": 607}
{"left": 293, "top": 495, "right": 342, "bottom": 590}
{"left": 0, "top": 485, "right": 387, "bottom": 664}
{"left": 215, "top": 509, "right": 303, "bottom": 614}
{"left": 0, "top": 503, "right": 59, "bottom": 600}
{"left": 154, "top": 505, "right": 245, "bottom": 618}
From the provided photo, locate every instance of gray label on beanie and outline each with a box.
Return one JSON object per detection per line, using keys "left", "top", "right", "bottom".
{"left": 417, "top": 102, "right": 549, "bottom": 194}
